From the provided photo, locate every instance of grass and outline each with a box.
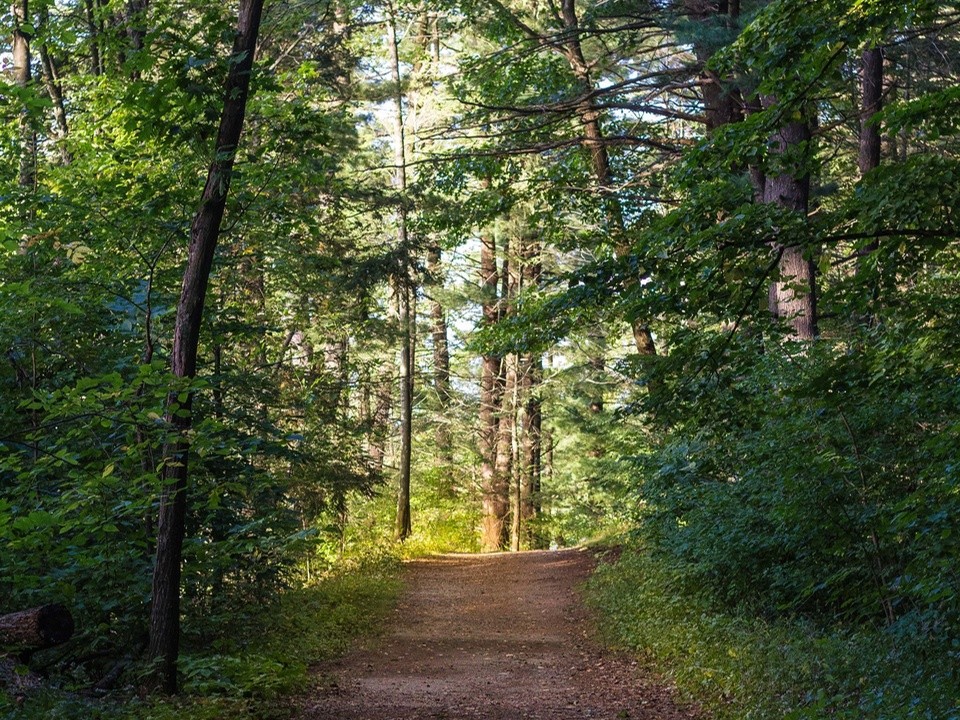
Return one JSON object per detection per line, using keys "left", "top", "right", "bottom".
{"left": 585, "top": 547, "right": 960, "bottom": 720}
{"left": 1, "top": 555, "right": 403, "bottom": 720}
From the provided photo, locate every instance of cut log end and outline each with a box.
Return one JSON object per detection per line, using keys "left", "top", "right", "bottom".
{"left": 35, "top": 604, "right": 74, "bottom": 646}
{"left": 0, "top": 604, "right": 75, "bottom": 649}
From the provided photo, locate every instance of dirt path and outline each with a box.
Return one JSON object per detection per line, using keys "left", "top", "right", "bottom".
{"left": 299, "top": 549, "right": 698, "bottom": 720}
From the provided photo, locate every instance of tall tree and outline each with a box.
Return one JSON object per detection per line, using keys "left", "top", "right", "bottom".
{"left": 147, "top": 0, "right": 265, "bottom": 692}
{"left": 496, "top": 236, "right": 518, "bottom": 551}
{"left": 515, "top": 231, "right": 543, "bottom": 549}
{"left": 386, "top": 0, "right": 413, "bottom": 541}
{"left": 427, "top": 245, "right": 454, "bottom": 464}
{"left": 686, "top": 0, "right": 743, "bottom": 132}
{"left": 856, "top": 45, "right": 884, "bottom": 294}
{"left": 479, "top": 232, "right": 507, "bottom": 551}
{"left": 859, "top": 47, "right": 884, "bottom": 178}
{"left": 82, "top": 0, "right": 103, "bottom": 75}
{"left": 556, "top": 0, "right": 659, "bottom": 357}
{"left": 12, "top": 0, "right": 35, "bottom": 190}
{"left": 763, "top": 100, "right": 818, "bottom": 340}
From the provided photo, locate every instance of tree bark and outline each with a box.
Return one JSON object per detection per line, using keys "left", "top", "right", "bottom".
{"left": 558, "top": 0, "right": 657, "bottom": 357}
{"left": 857, "top": 46, "right": 884, "bottom": 294}
{"left": 427, "top": 246, "right": 453, "bottom": 465}
{"left": 125, "top": 0, "right": 149, "bottom": 55}
{"left": 83, "top": 0, "right": 103, "bottom": 76}
{"left": 859, "top": 47, "right": 884, "bottom": 177}
{"left": 763, "top": 99, "right": 817, "bottom": 340}
{"left": 387, "top": 2, "right": 413, "bottom": 541}
{"left": 687, "top": 0, "right": 743, "bottom": 132}
{"left": 36, "top": 3, "right": 70, "bottom": 166}
{"left": 368, "top": 359, "right": 393, "bottom": 474}
{"left": 520, "top": 351, "right": 542, "bottom": 547}
{"left": 38, "top": 45, "right": 71, "bottom": 165}
{"left": 518, "top": 236, "right": 542, "bottom": 548}
{"left": 395, "top": 276, "right": 414, "bottom": 541}
{"left": 147, "top": 0, "right": 264, "bottom": 693}
{"left": 496, "top": 236, "right": 516, "bottom": 550}
{"left": 496, "top": 237, "right": 520, "bottom": 551}
{"left": 0, "top": 605, "right": 74, "bottom": 648}
{"left": 502, "top": 352, "right": 519, "bottom": 552}
{"left": 12, "top": 0, "right": 35, "bottom": 190}
{"left": 479, "top": 233, "right": 506, "bottom": 552}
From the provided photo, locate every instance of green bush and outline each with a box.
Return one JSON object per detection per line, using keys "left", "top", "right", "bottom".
{"left": 631, "top": 330, "right": 960, "bottom": 629}
{"left": 587, "top": 548, "right": 960, "bottom": 720}
{"left": 3, "top": 556, "right": 401, "bottom": 720}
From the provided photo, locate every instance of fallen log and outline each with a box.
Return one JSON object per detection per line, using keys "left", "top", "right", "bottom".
{"left": 0, "top": 604, "right": 74, "bottom": 649}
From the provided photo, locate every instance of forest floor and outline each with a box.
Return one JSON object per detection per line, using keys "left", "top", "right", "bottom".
{"left": 298, "top": 548, "right": 700, "bottom": 720}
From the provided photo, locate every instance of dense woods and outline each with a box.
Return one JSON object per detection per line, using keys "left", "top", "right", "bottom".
{"left": 1, "top": 0, "right": 959, "bottom": 717}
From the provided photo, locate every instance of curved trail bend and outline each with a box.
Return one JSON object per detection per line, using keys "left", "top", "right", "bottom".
{"left": 300, "top": 549, "right": 698, "bottom": 720}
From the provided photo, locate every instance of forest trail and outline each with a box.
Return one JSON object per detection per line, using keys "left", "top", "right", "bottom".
{"left": 299, "top": 549, "right": 698, "bottom": 720}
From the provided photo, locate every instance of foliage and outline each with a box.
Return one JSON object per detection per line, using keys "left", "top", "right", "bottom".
{"left": 587, "top": 548, "right": 960, "bottom": 720}
{"left": 629, "top": 331, "right": 960, "bottom": 624}
{"left": 0, "top": 556, "right": 401, "bottom": 719}
{"left": 2, "top": 0, "right": 960, "bottom": 712}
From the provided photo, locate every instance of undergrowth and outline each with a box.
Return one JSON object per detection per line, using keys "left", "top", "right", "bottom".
{"left": 586, "top": 548, "right": 960, "bottom": 720}
{"left": 0, "top": 555, "right": 402, "bottom": 720}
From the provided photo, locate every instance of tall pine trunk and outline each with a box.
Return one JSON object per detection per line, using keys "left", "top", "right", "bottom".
{"left": 387, "top": 1, "right": 413, "bottom": 540}
{"left": 502, "top": 353, "right": 519, "bottom": 552}
{"left": 520, "top": 351, "right": 542, "bottom": 547}
{"left": 427, "top": 246, "right": 453, "bottom": 465}
{"left": 147, "top": 0, "right": 264, "bottom": 692}
{"left": 479, "top": 233, "right": 506, "bottom": 552}
{"left": 763, "top": 99, "right": 817, "bottom": 340}
{"left": 13, "top": 0, "right": 35, "bottom": 190}
{"left": 517, "top": 235, "right": 542, "bottom": 548}
{"left": 688, "top": 0, "right": 743, "bottom": 133}
{"left": 857, "top": 46, "right": 884, "bottom": 294}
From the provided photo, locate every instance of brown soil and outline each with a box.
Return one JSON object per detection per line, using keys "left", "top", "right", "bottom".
{"left": 299, "top": 548, "right": 699, "bottom": 720}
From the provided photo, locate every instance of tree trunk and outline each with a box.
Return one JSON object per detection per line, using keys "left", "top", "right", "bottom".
{"left": 687, "top": 0, "right": 743, "bottom": 132}
{"left": 520, "top": 352, "right": 542, "bottom": 547}
{"left": 13, "top": 0, "right": 35, "bottom": 190}
{"left": 496, "top": 235, "right": 515, "bottom": 551}
{"left": 518, "top": 236, "right": 542, "bottom": 548}
{"left": 83, "top": 0, "right": 103, "bottom": 75}
{"left": 395, "top": 283, "right": 414, "bottom": 540}
{"left": 125, "top": 0, "right": 149, "bottom": 57}
{"left": 500, "top": 353, "right": 518, "bottom": 552}
{"left": 395, "top": 276, "right": 414, "bottom": 541}
{"left": 857, "top": 46, "right": 884, "bottom": 295}
{"left": 558, "top": 0, "right": 656, "bottom": 358}
{"left": 368, "top": 358, "right": 393, "bottom": 474}
{"left": 763, "top": 100, "right": 817, "bottom": 340}
{"left": 38, "top": 46, "right": 71, "bottom": 165}
{"left": 37, "top": 3, "right": 71, "bottom": 165}
{"left": 745, "top": 95, "right": 766, "bottom": 201}
{"left": 859, "top": 47, "right": 884, "bottom": 177}
{"left": 427, "top": 246, "right": 453, "bottom": 465}
{"left": 387, "top": 2, "right": 413, "bottom": 541}
{"left": 322, "top": 336, "right": 349, "bottom": 412}
{"left": 147, "top": 0, "right": 264, "bottom": 693}
{"left": 0, "top": 605, "right": 74, "bottom": 648}
{"left": 479, "top": 233, "right": 506, "bottom": 552}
